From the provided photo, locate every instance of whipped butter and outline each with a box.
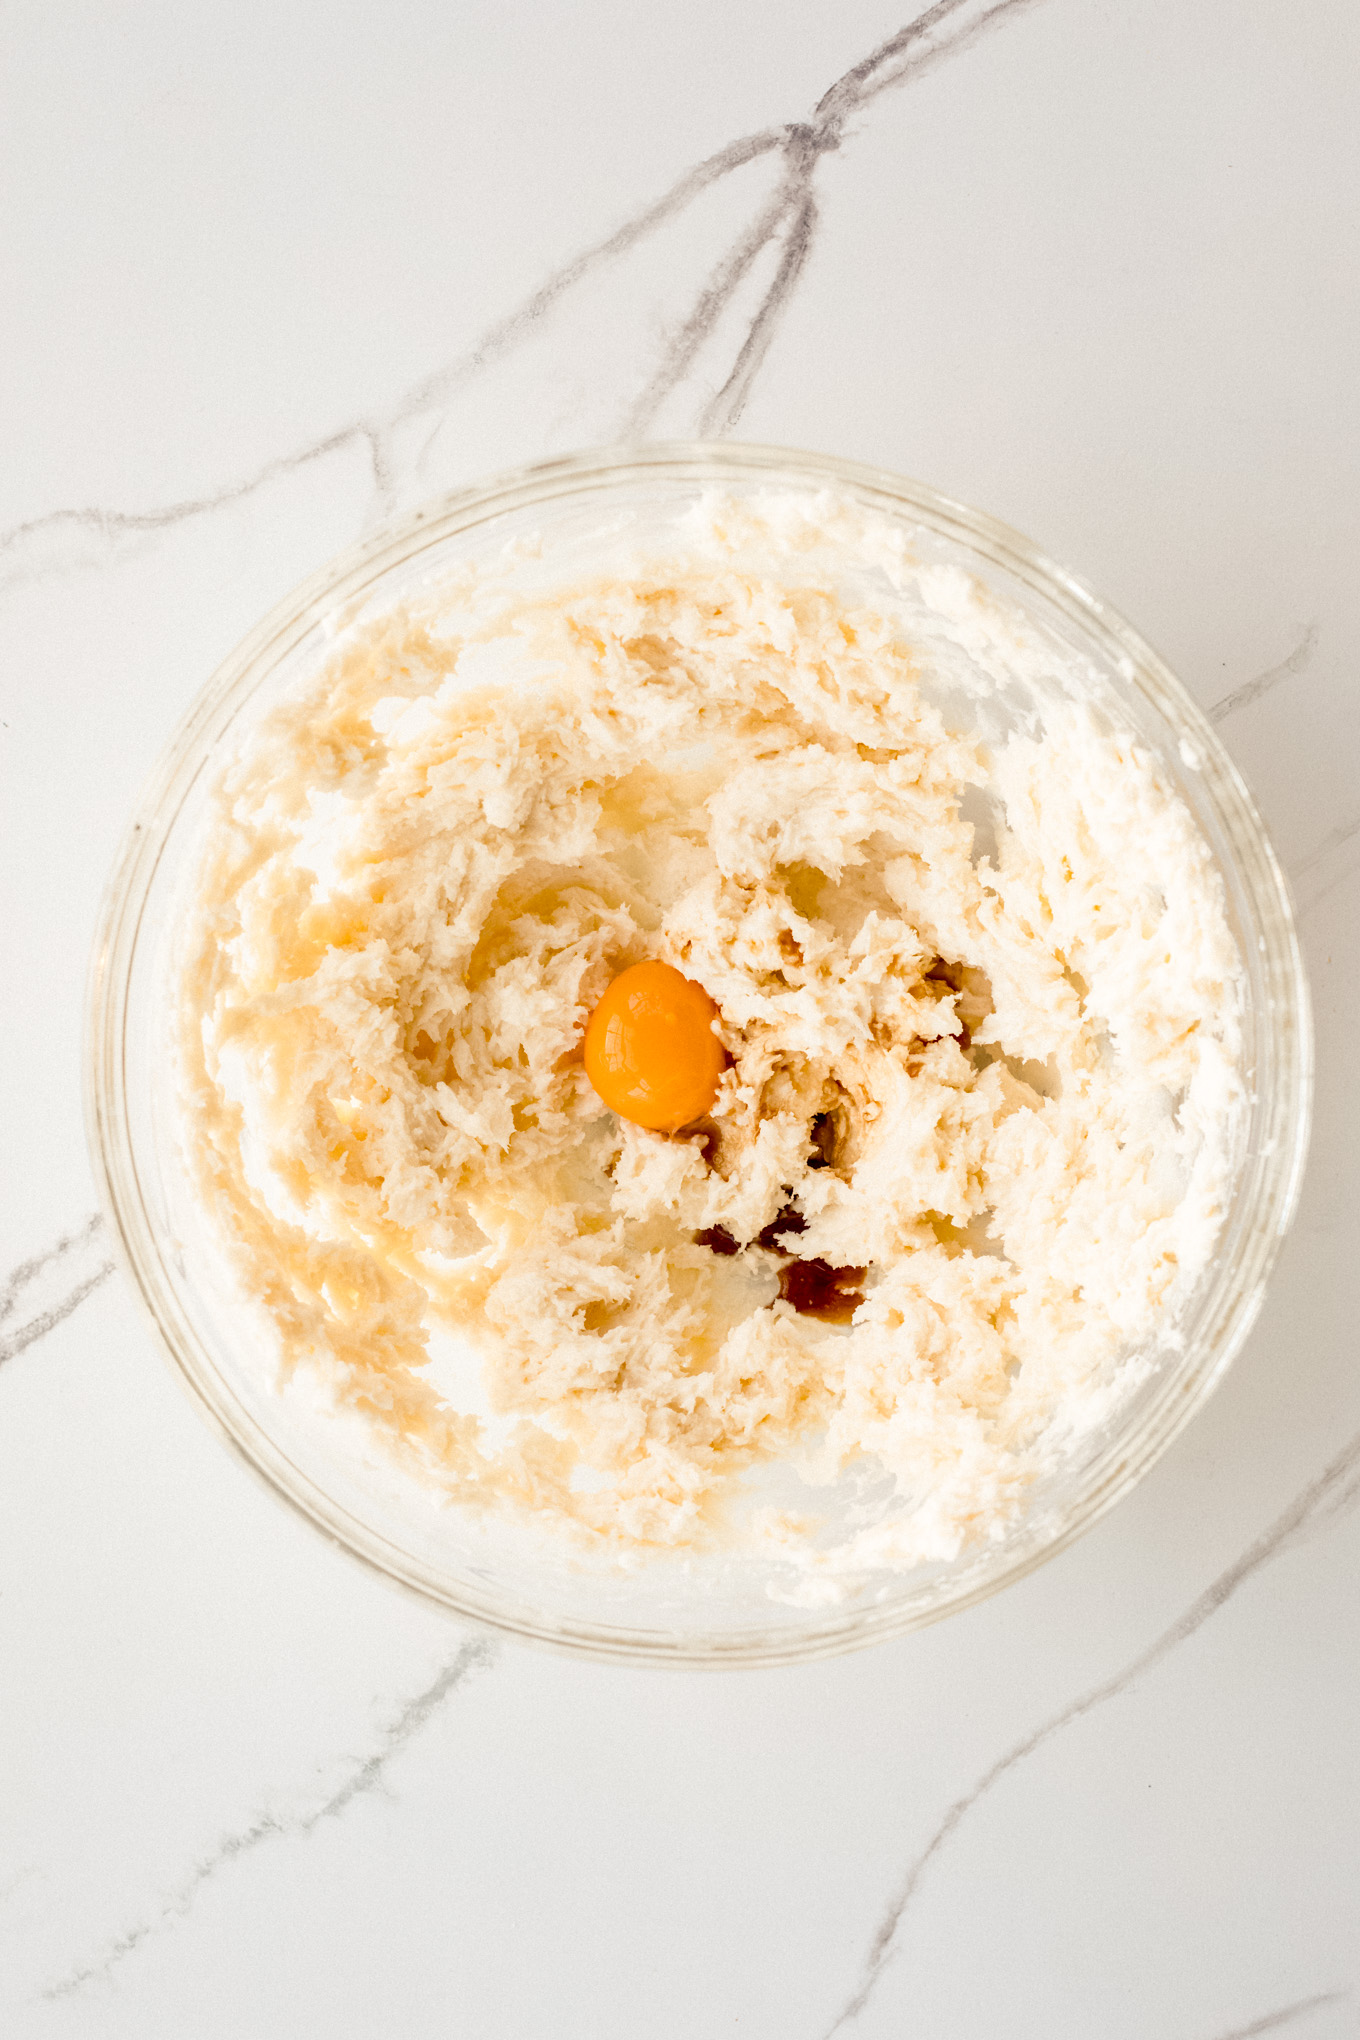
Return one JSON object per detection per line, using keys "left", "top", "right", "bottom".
{"left": 177, "top": 493, "right": 1243, "bottom": 1583}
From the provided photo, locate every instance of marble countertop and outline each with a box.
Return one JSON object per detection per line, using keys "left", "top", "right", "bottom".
{"left": 3, "top": 2, "right": 1358, "bottom": 2033}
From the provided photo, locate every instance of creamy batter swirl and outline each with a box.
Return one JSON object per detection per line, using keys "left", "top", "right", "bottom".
{"left": 179, "top": 505, "right": 1242, "bottom": 1575}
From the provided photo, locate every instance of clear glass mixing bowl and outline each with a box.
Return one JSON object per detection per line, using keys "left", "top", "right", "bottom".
{"left": 86, "top": 444, "right": 1312, "bottom": 1666}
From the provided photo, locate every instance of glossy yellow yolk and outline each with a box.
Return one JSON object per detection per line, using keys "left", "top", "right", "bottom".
{"left": 583, "top": 961, "right": 725, "bottom": 1133}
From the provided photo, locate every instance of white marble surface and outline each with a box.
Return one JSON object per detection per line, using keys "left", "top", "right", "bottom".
{"left": 3, "top": 1, "right": 1358, "bottom": 2033}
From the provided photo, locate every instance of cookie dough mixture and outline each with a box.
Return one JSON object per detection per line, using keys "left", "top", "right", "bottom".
{"left": 179, "top": 500, "right": 1243, "bottom": 1576}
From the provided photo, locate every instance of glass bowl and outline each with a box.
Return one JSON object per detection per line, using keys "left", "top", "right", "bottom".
{"left": 85, "top": 443, "right": 1312, "bottom": 1667}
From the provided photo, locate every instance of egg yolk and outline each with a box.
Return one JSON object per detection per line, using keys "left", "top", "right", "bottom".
{"left": 583, "top": 961, "right": 725, "bottom": 1133}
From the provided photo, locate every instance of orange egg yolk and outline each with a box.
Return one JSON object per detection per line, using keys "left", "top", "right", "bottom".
{"left": 583, "top": 961, "right": 725, "bottom": 1133}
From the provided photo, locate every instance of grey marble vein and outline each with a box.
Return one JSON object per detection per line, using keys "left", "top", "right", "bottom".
{"left": 392, "top": 125, "right": 785, "bottom": 450}
{"left": 0, "top": 1213, "right": 113, "bottom": 1370}
{"left": 1210, "top": 625, "right": 1318, "bottom": 725}
{"left": 0, "top": 130, "right": 789, "bottom": 592}
{"left": 41, "top": 1635, "right": 495, "bottom": 2001}
{"left": 822, "top": 1425, "right": 1360, "bottom": 2034}
{"left": 622, "top": 174, "right": 804, "bottom": 437}
{"left": 1211, "top": 1992, "right": 1349, "bottom": 2040}
{"left": 1295, "top": 806, "right": 1360, "bottom": 919}
{"left": 0, "top": 130, "right": 789, "bottom": 593}
{"left": 0, "top": 424, "right": 390, "bottom": 594}
{"left": 702, "top": 187, "right": 822, "bottom": 436}
{"left": 0, "top": 0, "right": 1044, "bottom": 595}
{"left": 815, "top": 0, "right": 1043, "bottom": 123}
{"left": 616, "top": 0, "right": 1044, "bottom": 440}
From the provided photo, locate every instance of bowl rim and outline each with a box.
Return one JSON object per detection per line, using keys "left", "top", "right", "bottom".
{"left": 84, "top": 439, "right": 1314, "bottom": 1668}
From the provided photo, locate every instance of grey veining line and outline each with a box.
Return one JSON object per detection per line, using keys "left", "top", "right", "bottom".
{"left": 0, "top": 132, "right": 787, "bottom": 593}
{"left": 1210, "top": 622, "right": 1356, "bottom": 920}
{"left": 1210, "top": 625, "right": 1319, "bottom": 725}
{"left": 41, "top": 1635, "right": 496, "bottom": 2001}
{"left": 703, "top": 188, "right": 821, "bottom": 437}
{"left": 1211, "top": 1993, "right": 1349, "bottom": 2040}
{"left": 1295, "top": 808, "right": 1360, "bottom": 919}
{"left": 0, "top": 1213, "right": 101, "bottom": 1321}
{"left": 415, "top": 0, "right": 1044, "bottom": 456}
{"left": 814, "top": 0, "right": 1040, "bottom": 123}
{"left": 822, "top": 1422, "right": 1360, "bottom": 2035}
{"left": 388, "top": 126, "right": 785, "bottom": 428}
{"left": 0, "top": 1214, "right": 113, "bottom": 1370}
{"left": 0, "top": 136, "right": 792, "bottom": 593}
{"left": 0, "top": 424, "right": 388, "bottom": 594}
{"left": 628, "top": 0, "right": 1044, "bottom": 440}
{"left": 0, "top": 0, "right": 1044, "bottom": 594}
{"left": 621, "top": 174, "right": 804, "bottom": 437}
